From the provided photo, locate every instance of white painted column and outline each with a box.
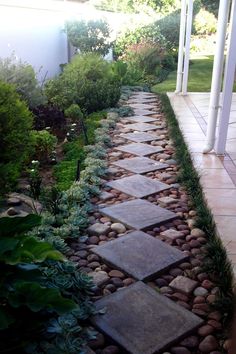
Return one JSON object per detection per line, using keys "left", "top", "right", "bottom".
{"left": 203, "top": 0, "right": 231, "bottom": 153}
{"left": 215, "top": 0, "right": 236, "bottom": 155}
{"left": 176, "top": 0, "right": 187, "bottom": 93}
{"left": 182, "top": 0, "right": 193, "bottom": 95}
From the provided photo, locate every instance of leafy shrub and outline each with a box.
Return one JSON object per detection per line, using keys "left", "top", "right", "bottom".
{"left": 194, "top": 8, "right": 217, "bottom": 35}
{"left": 0, "top": 55, "right": 46, "bottom": 108}
{"left": 0, "top": 81, "right": 33, "bottom": 194}
{"left": 92, "top": 0, "right": 179, "bottom": 14}
{"left": 31, "top": 130, "right": 57, "bottom": 163}
{"left": 65, "top": 19, "right": 111, "bottom": 56}
{"left": 201, "top": 0, "right": 219, "bottom": 16}
{"left": 0, "top": 215, "right": 76, "bottom": 350}
{"left": 114, "top": 23, "right": 166, "bottom": 58}
{"left": 33, "top": 104, "right": 66, "bottom": 140}
{"left": 155, "top": 11, "right": 181, "bottom": 51}
{"left": 45, "top": 53, "right": 121, "bottom": 113}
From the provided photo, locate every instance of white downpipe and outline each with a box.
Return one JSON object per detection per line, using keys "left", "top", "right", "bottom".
{"left": 176, "top": 0, "right": 187, "bottom": 93}
{"left": 182, "top": 0, "right": 193, "bottom": 95}
{"left": 203, "top": 0, "right": 231, "bottom": 153}
{"left": 216, "top": 0, "right": 236, "bottom": 155}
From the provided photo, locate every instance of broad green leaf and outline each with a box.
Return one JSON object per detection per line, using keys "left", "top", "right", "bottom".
{"left": 3, "top": 236, "right": 64, "bottom": 265}
{"left": 0, "top": 237, "right": 19, "bottom": 256}
{"left": 9, "top": 282, "right": 77, "bottom": 314}
{"left": 0, "top": 214, "right": 41, "bottom": 237}
{"left": 0, "top": 307, "right": 14, "bottom": 329}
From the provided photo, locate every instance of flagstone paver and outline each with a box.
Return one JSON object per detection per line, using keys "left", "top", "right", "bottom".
{"left": 124, "top": 122, "right": 159, "bottom": 132}
{"left": 133, "top": 109, "right": 155, "bottom": 116}
{"left": 120, "top": 131, "right": 161, "bottom": 142}
{"left": 91, "top": 282, "right": 203, "bottom": 354}
{"left": 93, "top": 231, "right": 188, "bottom": 280}
{"left": 113, "top": 156, "right": 168, "bottom": 174}
{"left": 115, "top": 142, "right": 163, "bottom": 156}
{"left": 123, "top": 115, "right": 157, "bottom": 123}
{"left": 106, "top": 174, "right": 170, "bottom": 198}
{"left": 100, "top": 198, "right": 177, "bottom": 230}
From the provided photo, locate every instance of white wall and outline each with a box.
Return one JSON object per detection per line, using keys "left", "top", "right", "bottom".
{"left": 0, "top": 5, "right": 68, "bottom": 81}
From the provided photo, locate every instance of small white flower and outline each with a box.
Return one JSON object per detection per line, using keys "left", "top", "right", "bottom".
{"left": 71, "top": 128, "right": 75, "bottom": 131}
{"left": 45, "top": 126, "right": 51, "bottom": 130}
{"left": 30, "top": 169, "right": 35, "bottom": 172}
{"left": 67, "top": 133, "right": 70, "bottom": 136}
{"left": 71, "top": 123, "right": 77, "bottom": 127}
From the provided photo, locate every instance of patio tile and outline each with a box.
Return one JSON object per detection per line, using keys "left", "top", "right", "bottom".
{"left": 115, "top": 142, "right": 163, "bottom": 156}
{"left": 120, "top": 132, "right": 160, "bottom": 143}
{"left": 204, "top": 188, "right": 236, "bottom": 216}
{"left": 129, "top": 103, "right": 154, "bottom": 109}
{"left": 122, "top": 115, "right": 157, "bottom": 123}
{"left": 192, "top": 153, "right": 224, "bottom": 169}
{"left": 91, "top": 281, "right": 203, "bottom": 354}
{"left": 113, "top": 156, "right": 168, "bottom": 174}
{"left": 214, "top": 215, "right": 236, "bottom": 243}
{"left": 106, "top": 174, "right": 170, "bottom": 198}
{"left": 124, "top": 122, "right": 159, "bottom": 131}
{"left": 200, "top": 169, "right": 235, "bottom": 189}
{"left": 93, "top": 231, "right": 188, "bottom": 281}
{"left": 100, "top": 199, "right": 177, "bottom": 230}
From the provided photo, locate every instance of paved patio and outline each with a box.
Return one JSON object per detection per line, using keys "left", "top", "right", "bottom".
{"left": 168, "top": 92, "right": 236, "bottom": 275}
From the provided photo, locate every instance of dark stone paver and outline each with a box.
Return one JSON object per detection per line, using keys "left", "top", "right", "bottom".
{"left": 113, "top": 156, "right": 168, "bottom": 174}
{"left": 91, "top": 282, "right": 203, "bottom": 354}
{"left": 93, "top": 231, "right": 188, "bottom": 280}
{"left": 100, "top": 199, "right": 177, "bottom": 230}
{"left": 133, "top": 109, "right": 155, "bottom": 116}
{"left": 106, "top": 174, "right": 170, "bottom": 198}
{"left": 123, "top": 116, "right": 157, "bottom": 123}
{"left": 120, "top": 132, "right": 161, "bottom": 143}
{"left": 125, "top": 122, "right": 159, "bottom": 132}
{"left": 115, "top": 142, "right": 163, "bottom": 156}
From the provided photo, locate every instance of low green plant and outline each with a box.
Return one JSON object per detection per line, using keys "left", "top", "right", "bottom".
{"left": 45, "top": 53, "right": 121, "bottom": 113}
{"left": 0, "top": 215, "right": 77, "bottom": 351}
{"left": 0, "top": 55, "right": 46, "bottom": 108}
{"left": 29, "top": 160, "right": 42, "bottom": 200}
{"left": 0, "top": 81, "right": 33, "bottom": 194}
{"left": 65, "top": 104, "right": 83, "bottom": 122}
{"left": 31, "top": 129, "right": 58, "bottom": 163}
{"left": 65, "top": 19, "right": 111, "bottom": 56}
{"left": 54, "top": 111, "right": 106, "bottom": 191}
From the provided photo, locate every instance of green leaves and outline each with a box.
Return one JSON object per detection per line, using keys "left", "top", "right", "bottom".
{"left": 9, "top": 282, "right": 76, "bottom": 314}
{"left": 0, "top": 214, "right": 41, "bottom": 237}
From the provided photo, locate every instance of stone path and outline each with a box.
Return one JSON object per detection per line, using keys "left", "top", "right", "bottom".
{"left": 72, "top": 91, "right": 225, "bottom": 354}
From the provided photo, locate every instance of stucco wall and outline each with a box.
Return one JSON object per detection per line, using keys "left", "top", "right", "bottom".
{"left": 0, "top": 5, "right": 68, "bottom": 81}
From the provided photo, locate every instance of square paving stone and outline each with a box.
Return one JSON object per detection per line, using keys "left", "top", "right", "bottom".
{"left": 124, "top": 116, "right": 157, "bottom": 123}
{"left": 93, "top": 231, "right": 188, "bottom": 280}
{"left": 130, "top": 103, "right": 156, "bottom": 109}
{"left": 115, "top": 142, "right": 163, "bottom": 156}
{"left": 91, "top": 281, "right": 203, "bottom": 354}
{"left": 100, "top": 199, "right": 177, "bottom": 230}
{"left": 120, "top": 132, "right": 160, "bottom": 143}
{"left": 113, "top": 156, "right": 168, "bottom": 174}
{"left": 106, "top": 175, "right": 170, "bottom": 198}
{"left": 134, "top": 109, "right": 155, "bottom": 116}
{"left": 125, "top": 122, "right": 159, "bottom": 132}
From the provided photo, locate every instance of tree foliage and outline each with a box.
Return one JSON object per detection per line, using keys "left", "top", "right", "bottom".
{"left": 65, "top": 19, "right": 111, "bottom": 56}
{"left": 0, "top": 81, "right": 33, "bottom": 193}
{"left": 0, "top": 55, "right": 45, "bottom": 108}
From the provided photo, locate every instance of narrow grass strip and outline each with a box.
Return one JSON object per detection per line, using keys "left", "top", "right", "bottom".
{"left": 159, "top": 93, "right": 235, "bottom": 327}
